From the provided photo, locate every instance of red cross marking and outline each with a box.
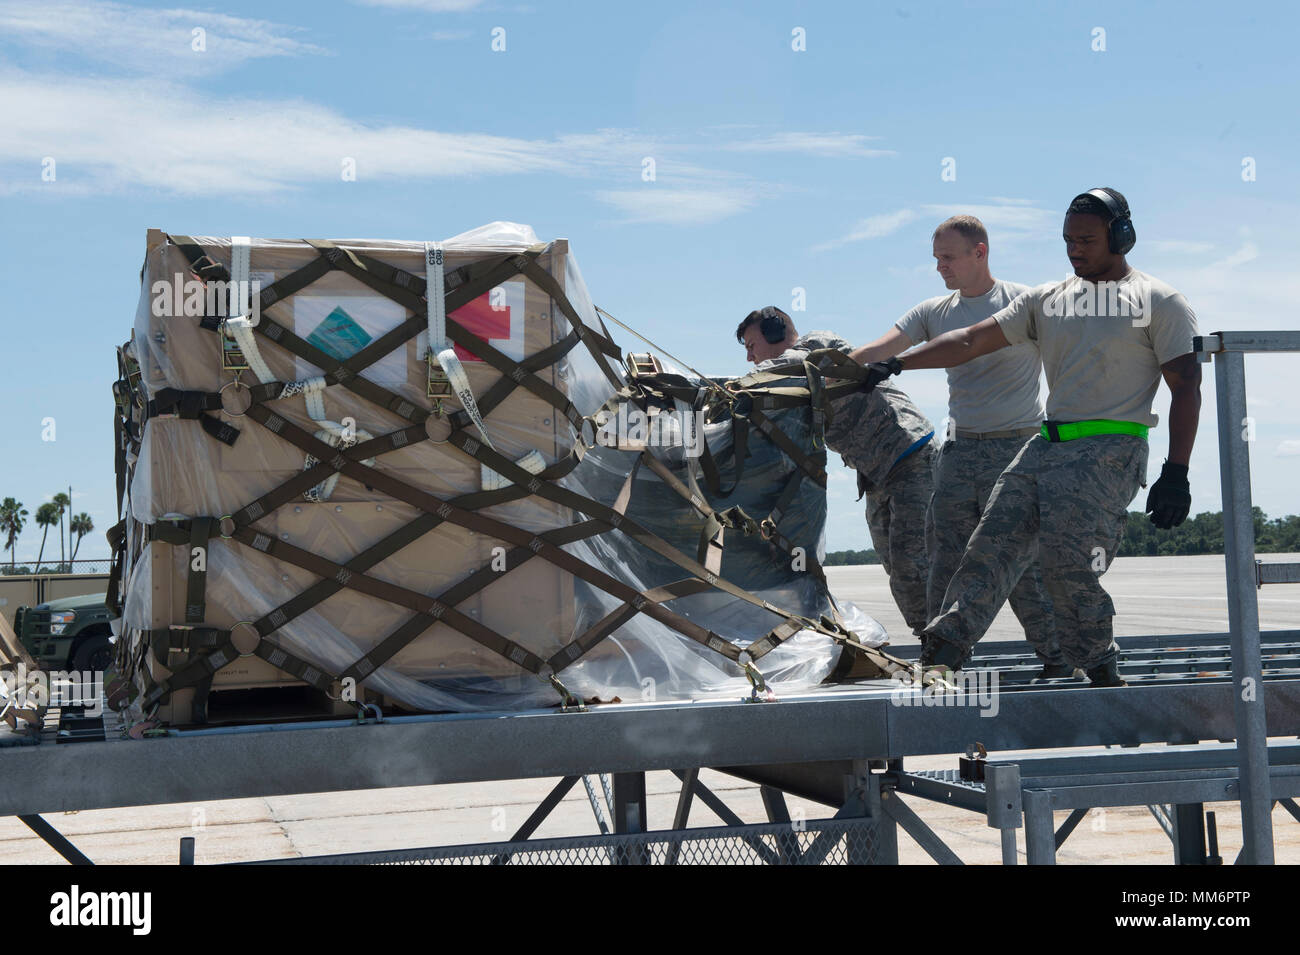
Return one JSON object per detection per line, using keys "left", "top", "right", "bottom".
{"left": 449, "top": 294, "right": 511, "bottom": 362}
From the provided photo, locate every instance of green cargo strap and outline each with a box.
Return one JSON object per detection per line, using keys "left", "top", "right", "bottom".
{"left": 760, "top": 469, "right": 832, "bottom": 591}
{"left": 185, "top": 517, "right": 214, "bottom": 623}
{"left": 147, "top": 388, "right": 241, "bottom": 446}
{"left": 104, "top": 519, "right": 128, "bottom": 618}
{"left": 1041, "top": 419, "right": 1150, "bottom": 442}
{"left": 802, "top": 359, "right": 827, "bottom": 446}
{"left": 545, "top": 578, "right": 715, "bottom": 673}
{"left": 145, "top": 626, "right": 227, "bottom": 667}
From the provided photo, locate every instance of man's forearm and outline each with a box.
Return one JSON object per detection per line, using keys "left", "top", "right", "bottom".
{"left": 849, "top": 327, "right": 912, "bottom": 365}
{"left": 1166, "top": 384, "right": 1201, "bottom": 466}
{"left": 898, "top": 326, "right": 995, "bottom": 369}
{"left": 850, "top": 342, "right": 894, "bottom": 364}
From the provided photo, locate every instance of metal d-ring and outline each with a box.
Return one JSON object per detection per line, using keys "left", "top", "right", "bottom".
{"left": 219, "top": 378, "right": 252, "bottom": 417}
{"left": 230, "top": 621, "right": 261, "bottom": 658}
{"left": 424, "top": 411, "right": 452, "bottom": 445}
{"left": 578, "top": 415, "right": 599, "bottom": 450}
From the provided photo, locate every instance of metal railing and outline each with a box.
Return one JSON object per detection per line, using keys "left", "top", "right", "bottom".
{"left": 1194, "top": 329, "right": 1300, "bottom": 865}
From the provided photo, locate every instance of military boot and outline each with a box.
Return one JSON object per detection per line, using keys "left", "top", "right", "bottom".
{"left": 919, "top": 636, "right": 965, "bottom": 683}
{"left": 1031, "top": 661, "right": 1082, "bottom": 683}
{"left": 1086, "top": 660, "right": 1127, "bottom": 687}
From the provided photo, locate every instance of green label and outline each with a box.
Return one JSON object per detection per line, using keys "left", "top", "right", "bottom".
{"left": 307, "top": 306, "right": 372, "bottom": 361}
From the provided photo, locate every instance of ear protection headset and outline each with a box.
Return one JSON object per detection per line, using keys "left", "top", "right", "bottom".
{"left": 1079, "top": 188, "right": 1136, "bottom": 255}
{"left": 759, "top": 307, "right": 788, "bottom": 344}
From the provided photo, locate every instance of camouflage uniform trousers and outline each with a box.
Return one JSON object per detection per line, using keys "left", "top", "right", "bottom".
{"left": 864, "top": 443, "right": 936, "bottom": 635}
{"left": 925, "top": 434, "right": 1065, "bottom": 666}
{"left": 923, "top": 434, "right": 1148, "bottom": 670}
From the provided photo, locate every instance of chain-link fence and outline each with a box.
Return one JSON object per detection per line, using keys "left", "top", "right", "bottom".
{"left": 241, "top": 818, "right": 881, "bottom": 866}
{"left": 0, "top": 560, "right": 113, "bottom": 576}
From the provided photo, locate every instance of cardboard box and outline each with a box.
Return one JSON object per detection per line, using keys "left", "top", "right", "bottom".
{"left": 120, "top": 228, "right": 578, "bottom": 721}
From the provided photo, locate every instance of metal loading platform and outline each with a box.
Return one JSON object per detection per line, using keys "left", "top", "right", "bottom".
{"left": 2, "top": 629, "right": 1299, "bottom": 865}
{"left": 2, "top": 329, "right": 1299, "bottom": 865}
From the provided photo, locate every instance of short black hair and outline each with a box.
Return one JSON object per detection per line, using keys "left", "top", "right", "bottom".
{"left": 736, "top": 306, "right": 792, "bottom": 344}
{"left": 1067, "top": 187, "right": 1129, "bottom": 221}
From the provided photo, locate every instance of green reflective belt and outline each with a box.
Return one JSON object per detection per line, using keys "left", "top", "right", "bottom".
{"left": 1041, "top": 419, "right": 1150, "bottom": 442}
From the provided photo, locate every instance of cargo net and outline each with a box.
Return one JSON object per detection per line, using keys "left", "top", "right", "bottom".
{"left": 108, "top": 230, "right": 915, "bottom": 720}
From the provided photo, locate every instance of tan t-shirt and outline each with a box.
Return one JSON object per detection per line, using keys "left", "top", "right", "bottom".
{"left": 895, "top": 279, "right": 1043, "bottom": 432}
{"left": 993, "top": 269, "right": 1199, "bottom": 428}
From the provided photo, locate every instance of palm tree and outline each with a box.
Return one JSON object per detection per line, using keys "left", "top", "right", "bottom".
{"left": 35, "top": 503, "right": 59, "bottom": 571}
{"left": 0, "top": 498, "right": 27, "bottom": 572}
{"left": 52, "top": 492, "right": 71, "bottom": 570}
{"left": 70, "top": 513, "right": 94, "bottom": 562}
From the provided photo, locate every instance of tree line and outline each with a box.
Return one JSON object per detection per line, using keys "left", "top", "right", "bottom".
{"left": 0, "top": 495, "right": 96, "bottom": 574}
{"left": 826, "top": 508, "right": 1300, "bottom": 566}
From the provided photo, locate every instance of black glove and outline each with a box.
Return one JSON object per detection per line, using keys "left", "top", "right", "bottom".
{"left": 1145, "top": 460, "right": 1191, "bottom": 529}
{"left": 860, "top": 356, "right": 903, "bottom": 394}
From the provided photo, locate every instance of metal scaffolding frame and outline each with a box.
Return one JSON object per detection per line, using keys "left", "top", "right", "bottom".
{"left": 1194, "top": 329, "right": 1300, "bottom": 863}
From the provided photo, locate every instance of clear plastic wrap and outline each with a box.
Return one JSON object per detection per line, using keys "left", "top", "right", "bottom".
{"left": 120, "top": 223, "right": 885, "bottom": 714}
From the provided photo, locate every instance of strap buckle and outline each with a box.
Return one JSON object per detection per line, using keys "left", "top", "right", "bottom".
{"left": 548, "top": 672, "right": 587, "bottom": 712}
{"left": 187, "top": 254, "right": 226, "bottom": 283}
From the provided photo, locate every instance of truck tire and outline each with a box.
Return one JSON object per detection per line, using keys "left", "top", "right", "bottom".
{"left": 72, "top": 635, "right": 113, "bottom": 673}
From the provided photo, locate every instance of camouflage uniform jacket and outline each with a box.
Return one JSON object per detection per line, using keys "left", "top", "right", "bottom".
{"left": 761, "top": 331, "right": 934, "bottom": 494}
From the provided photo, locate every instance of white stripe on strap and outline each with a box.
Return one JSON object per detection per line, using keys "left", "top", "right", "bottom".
{"left": 438, "top": 345, "right": 495, "bottom": 446}
{"left": 423, "top": 239, "right": 513, "bottom": 489}
{"left": 423, "top": 241, "right": 446, "bottom": 357}
{"left": 230, "top": 236, "right": 251, "bottom": 319}
{"left": 225, "top": 315, "right": 276, "bottom": 384}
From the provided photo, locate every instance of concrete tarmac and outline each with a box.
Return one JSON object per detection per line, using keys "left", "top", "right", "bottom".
{"left": 2, "top": 554, "right": 1297, "bottom": 865}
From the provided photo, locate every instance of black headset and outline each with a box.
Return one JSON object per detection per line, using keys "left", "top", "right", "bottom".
{"left": 1079, "top": 188, "right": 1137, "bottom": 255}
{"left": 758, "top": 307, "right": 788, "bottom": 344}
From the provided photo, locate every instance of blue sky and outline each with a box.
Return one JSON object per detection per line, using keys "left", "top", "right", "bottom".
{"left": 1, "top": 0, "right": 1296, "bottom": 557}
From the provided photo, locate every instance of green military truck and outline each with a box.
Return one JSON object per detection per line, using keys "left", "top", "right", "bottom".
{"left": 12, "top": 593, "right": 114, "bottom": 673}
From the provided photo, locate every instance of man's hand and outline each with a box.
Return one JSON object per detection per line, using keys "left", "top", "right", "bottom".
{"left": 1145, "top": 460, "right": 1191, "bottom": 528}
{"left": 860, "top": 356, "right": 903, "bottom": 394}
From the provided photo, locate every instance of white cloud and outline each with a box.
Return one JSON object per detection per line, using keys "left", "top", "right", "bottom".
{"left": 594, "top": 188, "right": 757, "bottom": 225}
{"left": 721, "top": 132, "right": 894, "bottom": 158}
{"left": 1277, "top": 440, "right": 1300, "bottom": 457}
{"left": 813, "top": 198, "right": 1054, "bottom": 253}
{"left": 354, "top": 0, "right": 485, "bottom": 10}
{"left": 0, "top": 67, "right": 777, "bottom": 220}
{"left": 919, "top": 202, "right": 1054, "bottom": 235}
{"left": 0, "top": 1, "right": 325, "bottom": 75}
{"left": 1210, "top": 241, "right": 1259, "bottom": 270}
{"left": 811, "top": 209, "right": 919, "bottom": 252}
{"left": 0, "top": 68, "right": 592, "bottom": 195}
